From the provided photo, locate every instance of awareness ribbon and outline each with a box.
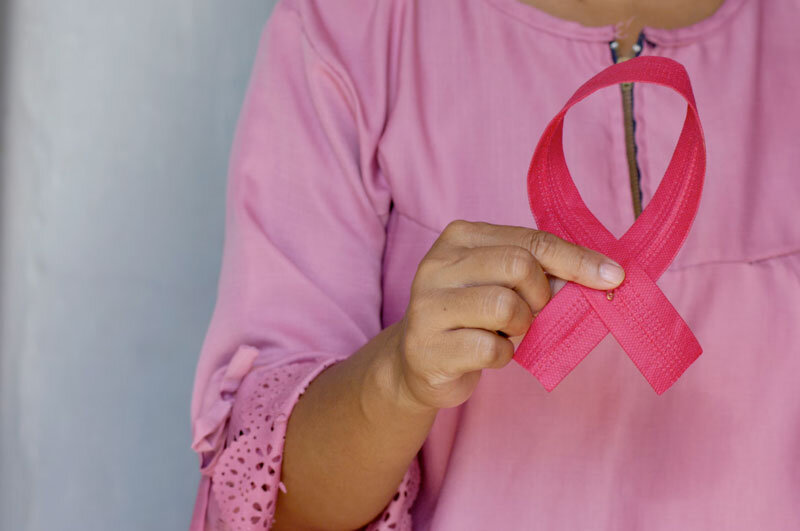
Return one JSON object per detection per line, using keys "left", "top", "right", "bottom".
{"left": 514, "top": 56, "right": 706, "bottom": 395}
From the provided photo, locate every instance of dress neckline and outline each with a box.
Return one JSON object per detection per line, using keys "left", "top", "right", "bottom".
{"left": 482, "top": 0, "right": 749, "bottom": 46}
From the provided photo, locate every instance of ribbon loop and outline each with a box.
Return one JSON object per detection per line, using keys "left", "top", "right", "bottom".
{"left": 514, "top": 56, "right": 706, "bottom": 395}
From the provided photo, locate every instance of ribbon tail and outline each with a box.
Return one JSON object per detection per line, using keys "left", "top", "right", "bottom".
{"left": 515, "top": 282, "right": 610, "bottom": 391}
{"left": 582, "top": 263, "right": 703, "bottom": 395}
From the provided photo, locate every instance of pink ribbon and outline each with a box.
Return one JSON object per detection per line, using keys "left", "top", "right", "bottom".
{"left": 514, "top": 56, "right": 706, "bottom": 395}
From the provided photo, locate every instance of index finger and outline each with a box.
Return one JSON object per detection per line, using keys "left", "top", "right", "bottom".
{"left": 442, "top": 220, "right": 625, "bottom": 290}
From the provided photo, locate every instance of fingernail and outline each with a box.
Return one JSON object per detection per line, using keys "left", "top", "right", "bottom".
{"left": 599, "top": 261, "right": 625, "bottom": 285}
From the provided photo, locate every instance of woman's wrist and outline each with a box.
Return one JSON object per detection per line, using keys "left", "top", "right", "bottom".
{"left": 360, "top": 322, "right": 439, "bottom": 430}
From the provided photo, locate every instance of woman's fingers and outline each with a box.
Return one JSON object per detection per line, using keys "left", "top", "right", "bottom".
{"left": 431, "top": 245, "right": 552, "bottom": 314}
{"left": 437, "top": 328, "right": 516, "bottom": 376}
{"left": 439, "top": 220, "right": 625, "bottom": 290}
{"left": 413, "top": 285, "right": 533, "bottom": 338}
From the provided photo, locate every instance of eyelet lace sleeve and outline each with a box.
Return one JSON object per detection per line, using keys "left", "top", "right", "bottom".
{"left": 205, "top": 360, "right": 420, "bottom": 530}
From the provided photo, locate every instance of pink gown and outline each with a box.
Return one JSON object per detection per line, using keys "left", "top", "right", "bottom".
{"left": 190, "top": 0, "right": 800, "bottom": 528}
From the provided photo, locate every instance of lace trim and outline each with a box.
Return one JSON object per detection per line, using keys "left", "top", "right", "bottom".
{"left": 207, "top": 359, "right": 420, "bottom": 530}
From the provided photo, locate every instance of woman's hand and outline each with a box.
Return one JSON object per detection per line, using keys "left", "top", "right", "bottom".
{"left": 276, "top": 220, "right": 627, "bottom": 530}
{"left": 393, "top": 220, "right": 625, "bottom": 411}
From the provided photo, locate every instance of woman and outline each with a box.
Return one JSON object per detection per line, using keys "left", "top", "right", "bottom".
{"left": 190, "top": 0, "right": 800, "bottom": 529}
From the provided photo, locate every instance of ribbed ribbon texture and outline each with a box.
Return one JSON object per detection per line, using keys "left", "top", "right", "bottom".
{"left": 514, "top": 56, "right": 706, "bottom": 395}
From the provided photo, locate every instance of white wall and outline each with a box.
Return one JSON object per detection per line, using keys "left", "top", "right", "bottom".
{"left": 0, "top": 1, "right": 278, "bottom": 529}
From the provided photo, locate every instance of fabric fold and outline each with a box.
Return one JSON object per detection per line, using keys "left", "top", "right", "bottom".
{"left": 192, "top": 345, "right": 261, "bottom": 475}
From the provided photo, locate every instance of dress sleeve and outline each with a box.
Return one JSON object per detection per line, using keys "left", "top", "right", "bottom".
{"left": 189, "top": 2, "right": 419, "bottom": 530}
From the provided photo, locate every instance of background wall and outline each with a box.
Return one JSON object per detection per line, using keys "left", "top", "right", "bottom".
{"left": 0, "top": 1, "right": 278, "bottom": 529}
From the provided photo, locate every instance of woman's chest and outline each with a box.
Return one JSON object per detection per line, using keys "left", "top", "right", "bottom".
{"left": 376, "top": 24, "right": 800, "bottom": 325}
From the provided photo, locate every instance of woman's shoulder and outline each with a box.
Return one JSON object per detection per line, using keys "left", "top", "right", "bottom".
{"left": 267, "top": 0, "right": 416, "bottom": 123}
{"left": 274, "top": 0, "right": 411, "bottom": 49}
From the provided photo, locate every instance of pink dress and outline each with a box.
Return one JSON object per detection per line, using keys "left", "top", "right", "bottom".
{"left": 190, "top": 0, "right": 800, "bottom": 529}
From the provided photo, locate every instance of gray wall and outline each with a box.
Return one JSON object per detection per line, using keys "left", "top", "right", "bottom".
{"left": 0, "top": 1, "right": 278, "bottom": 529}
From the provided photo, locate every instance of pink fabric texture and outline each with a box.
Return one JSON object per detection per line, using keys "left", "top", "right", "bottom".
{"left": 516, "top": 56, "right": 705, "bottom": 394}
{"left": 190, "top": 0, "right": 800, "bottom": 529}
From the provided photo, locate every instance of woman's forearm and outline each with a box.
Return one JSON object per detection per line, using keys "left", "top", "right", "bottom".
{"left": 273, "top": 322, "right": 436, "bottom": 530}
